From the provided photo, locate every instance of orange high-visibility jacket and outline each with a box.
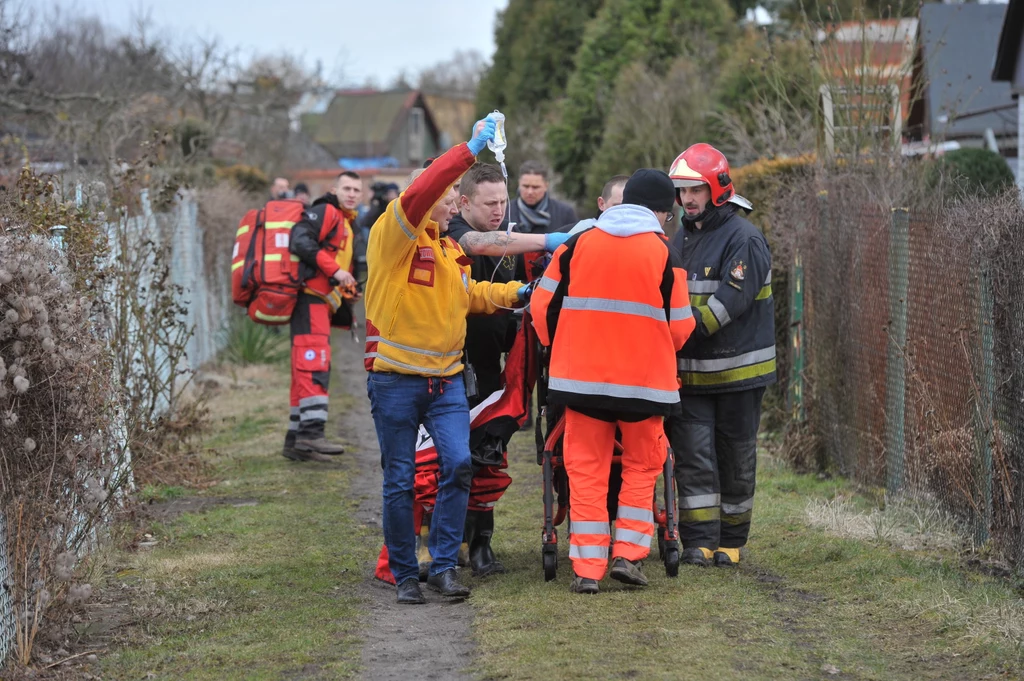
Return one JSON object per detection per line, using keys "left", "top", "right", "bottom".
{"left": 363, "top": 143, "right": 522, "bottom": 377}
{"left": 531, "top": 203, "right": 695, "bottom": 417}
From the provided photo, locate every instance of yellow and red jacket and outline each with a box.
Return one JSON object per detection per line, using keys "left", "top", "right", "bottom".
{"left": 531, "top": 203, "right": 695, "bottom": 417}
{"left": 363, "top": 143, "right": 521, "bottom": 376}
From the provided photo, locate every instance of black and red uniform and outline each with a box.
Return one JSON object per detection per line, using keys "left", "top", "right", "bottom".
{"left": 285, "top": 194, "right": 356, "bottom": 448}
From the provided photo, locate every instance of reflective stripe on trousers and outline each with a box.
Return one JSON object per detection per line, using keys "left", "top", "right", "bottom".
{"left": 564, "top": 409, "right": 665, "bottom": 579}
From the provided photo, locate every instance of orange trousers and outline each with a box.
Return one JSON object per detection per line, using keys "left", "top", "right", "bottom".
{"left": 564, "top": 408, "right": 666, "bottom": 580}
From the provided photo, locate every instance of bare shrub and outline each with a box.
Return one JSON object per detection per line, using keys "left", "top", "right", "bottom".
{"left": 0, "top": 234, "right": 118, "bottom": 666}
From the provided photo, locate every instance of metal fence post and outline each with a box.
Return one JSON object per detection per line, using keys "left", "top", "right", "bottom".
{"left": 789, "top": 250, "right": 806, "bottom": 423}
{"left": 885, "top": 208, "right": 910, "bottom": 496}
{"left": 975, "top": 266, "right": 995, "bottom": 545}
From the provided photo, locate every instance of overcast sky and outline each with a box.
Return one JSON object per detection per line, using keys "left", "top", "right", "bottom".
{"left": 41, "top": 0, "right": 509, "bottom": 85}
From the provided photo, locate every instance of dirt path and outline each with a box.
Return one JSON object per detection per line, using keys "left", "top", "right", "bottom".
{"left": 333, "top": 330, "right": 475, "bottom": 681}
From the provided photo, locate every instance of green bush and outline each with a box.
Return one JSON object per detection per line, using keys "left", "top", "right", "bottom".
{"left": 928, "top": 148, "right": 1015, "bottom": 198}
{"left": 221, "top": 314, "right": 290, "bottom": 366}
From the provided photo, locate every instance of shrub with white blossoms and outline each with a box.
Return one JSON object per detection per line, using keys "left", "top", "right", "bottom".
{"left": 0, "top": 234, "right": 119, "bottom": 666}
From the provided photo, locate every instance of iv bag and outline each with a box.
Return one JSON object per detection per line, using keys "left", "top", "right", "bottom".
{"left": 487, "top": 110, "right": 507, "bottom": 162}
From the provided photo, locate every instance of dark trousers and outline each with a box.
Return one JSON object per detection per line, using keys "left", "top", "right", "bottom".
{"left": 666, "top": 387, "right": 765, "bottom": 550}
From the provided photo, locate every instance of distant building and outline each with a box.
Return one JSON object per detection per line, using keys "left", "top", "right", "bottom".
{"left": 306, "top": 88, "right": 441, "bottom": 169}
{"left": 991, "top": 0, "right": 1024, "bottom": 188}
{"left": 913, "top": 2, "right": 1017, "bottom": 152}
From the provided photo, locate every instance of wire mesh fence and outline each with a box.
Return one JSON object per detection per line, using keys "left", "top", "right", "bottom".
{"left": 789, "top": 182, "right": 1024, "bottom": 568}
{"left": 0, "top": 513, "right": 13, "bottom": 663}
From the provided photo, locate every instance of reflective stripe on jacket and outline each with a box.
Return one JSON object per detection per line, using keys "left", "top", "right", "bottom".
{"left": 670, "top": 204, "right": 776, "bottom": 394}
{"left": 532, "top": 203, "right": 695, "bottom": 417}
{"left": 363, "top": 143, "right": 522, "bottom": 377}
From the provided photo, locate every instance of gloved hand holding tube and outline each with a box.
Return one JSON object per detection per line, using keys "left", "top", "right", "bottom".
{"left": 516, "top": 279, "right": 538, "bottom": 304}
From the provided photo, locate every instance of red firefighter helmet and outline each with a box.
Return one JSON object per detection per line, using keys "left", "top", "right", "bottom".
{"left": 668, "top": 143, "right": 734, "bottom": 207}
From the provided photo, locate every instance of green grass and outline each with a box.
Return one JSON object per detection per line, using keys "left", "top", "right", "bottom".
{"left": 101, "top": 356, "right": 1024, "bottom": 680}
{"left": 138, "top": 484, "right": 190, "bottom": 503}
{"left": 101, "top": 364, "right": 375, "bottom": 681}
{"left": 468, "top": 435, "right": 1024, "bottom": 680}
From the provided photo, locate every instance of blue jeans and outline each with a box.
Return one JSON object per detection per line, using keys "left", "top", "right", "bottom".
{"left": 367, "top": 372, "right": 473, "bottom": 584}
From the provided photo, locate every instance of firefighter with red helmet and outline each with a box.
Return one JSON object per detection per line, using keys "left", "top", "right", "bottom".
{"left": 666, "top": 143, "right": 776, "bottom": 568}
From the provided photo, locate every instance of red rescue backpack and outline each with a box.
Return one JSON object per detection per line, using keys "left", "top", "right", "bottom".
{"left": 231, "top": 200, "right": 305, "bottom": 325}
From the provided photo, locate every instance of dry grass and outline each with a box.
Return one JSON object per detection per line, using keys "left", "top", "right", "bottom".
{"left": 144, "top": 551, "right": 239, "bottom": 575}
{"left": 913, "top": 590, "right": 1024, "bottom": 652}
{"left": 805, "top": 494, "right": 965, "bottom": 551}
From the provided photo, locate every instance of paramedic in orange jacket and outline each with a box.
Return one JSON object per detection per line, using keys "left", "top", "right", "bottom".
{"left": 284, "top": 171, "right": 361, "bottom": 462}
{"left": 363, "top": 116, "right": 525, "bottom": 605}
{"left": 531, "top": 169, "right": 695, "bottom": 594}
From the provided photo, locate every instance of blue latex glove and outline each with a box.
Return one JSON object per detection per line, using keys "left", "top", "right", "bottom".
{"left": 517, "top": 284, "right": 530, "bottom": 302}
{"left": 544, "top": 232, "right": 569, "bottom": 252}
{"left": 467, "top": 116, "right": 497, "bottom": 156}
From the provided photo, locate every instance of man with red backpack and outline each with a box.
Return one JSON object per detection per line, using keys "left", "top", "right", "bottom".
{"left": 283, "top": 171, "right": 362, "bottom": 462}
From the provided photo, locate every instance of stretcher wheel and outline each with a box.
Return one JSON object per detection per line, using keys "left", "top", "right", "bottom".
{"left": 664, "top": 548, "right": 680, "bottom": 578}
{"left": 543, "top": 546, "right": 558, "bottom": 582}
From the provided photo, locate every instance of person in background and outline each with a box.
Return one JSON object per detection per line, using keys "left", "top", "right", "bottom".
{"left": 282, "top": 171, "right": 361, "bottom": 462}
{"left": 293, "top": 182, "right": 312, "bottom": 207}
{"left": 354, "top": 182, "right": 400, "bottom": 284}
{"left": 566, "top": 174, "right": 630, "bottom": 235}
{"left": 510, "top": 161, "right": 578, "bottom": 235}
{"left": 271, "top": 176, "right": 291, "bottom": 201}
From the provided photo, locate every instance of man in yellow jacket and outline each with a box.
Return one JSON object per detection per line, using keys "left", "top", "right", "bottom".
{"left": 364, "top": 116, "right": 524, "bottom": 605}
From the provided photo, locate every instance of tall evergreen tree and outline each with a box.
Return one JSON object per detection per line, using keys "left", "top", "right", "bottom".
{"left": 546, "top": 0, "right": 735, "bottom": 201}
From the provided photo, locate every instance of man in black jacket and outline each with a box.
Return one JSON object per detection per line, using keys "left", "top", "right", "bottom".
{"left": 666, "top": 144, "right": 776, "bottom": 569}
{"left": 510, "top": 160, "right": 578, "bottom": 235}
{"left": 443, "top": 161, "right": 568, "bottom": 576}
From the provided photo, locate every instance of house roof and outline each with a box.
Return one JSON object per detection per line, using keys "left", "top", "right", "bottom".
{"left": 919, "top": 2, "right": 1016, "bottom": 139}
{"left": 422, "top": 94, "right": 476, "bottom": 148}
{"left": 816, "top": 18, "right": 918, "bottom": 45}
{"left": 992, "top": 0, "right": 1024, "bottom": 83}
{"left": 311, "top": 89, "right": 439, "bottom": 159}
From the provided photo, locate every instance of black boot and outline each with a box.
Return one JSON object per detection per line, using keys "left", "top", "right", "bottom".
{"left": 396, "top": 577, "right": 425, "bottom": 605}
{"left": 468, "top": 510, "right": 506, "bottom": 577}
{"left": 427, "top": 568, "right": 471, "bottom": 598}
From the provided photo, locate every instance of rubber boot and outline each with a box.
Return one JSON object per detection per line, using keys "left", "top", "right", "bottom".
{"left": 417, "top": 512, "right": 433, "bottom": 581}
{"left": 681, "top": 546, "right": 714, "bottom": 567}
{"left": 713, "top": 547, "right": 741, "bottom": 567}
{"left": 468, "top": 510, "right": 506, "bottom": 577}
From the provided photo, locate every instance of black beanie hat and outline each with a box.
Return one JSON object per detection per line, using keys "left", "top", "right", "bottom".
{"left": 622, "top": 169, "right": 675, "bottom": 213}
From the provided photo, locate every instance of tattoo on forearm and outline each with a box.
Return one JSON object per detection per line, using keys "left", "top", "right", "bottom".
{"left": 459, "top": 231, "right": 519, "bottom": 253}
